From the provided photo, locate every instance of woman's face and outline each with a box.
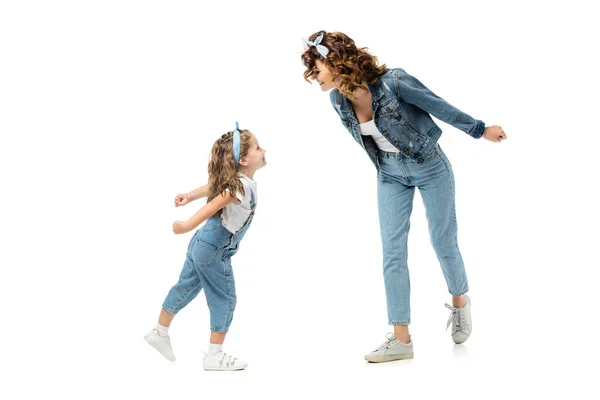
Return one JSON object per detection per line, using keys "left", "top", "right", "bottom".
{"left": 311, "top": 59, "right": 335, "bottom": 91}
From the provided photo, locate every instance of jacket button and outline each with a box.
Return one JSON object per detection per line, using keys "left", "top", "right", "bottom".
{"left": 417, "top": 158, "right": 424, "bottom": 164}
{"left": 383, "top": 131, "right": 388, "bottom": 135}
{"left": 393, "top": 140, "right": 398, "bottom": 145}
{"left": 386, "top": 107, "right": 392, "bottom": 113}
{"left": 404, "top": 148, "right": 410, "bottom": 155}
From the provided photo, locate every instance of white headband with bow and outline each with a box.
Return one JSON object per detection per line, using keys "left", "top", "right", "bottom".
{"left": 303, "top": 34, "right": 329, "bottom": 58}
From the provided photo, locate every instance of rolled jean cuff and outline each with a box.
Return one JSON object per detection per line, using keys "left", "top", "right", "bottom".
{"left": 161, "top": 304, "right": 179, "bottom": 314}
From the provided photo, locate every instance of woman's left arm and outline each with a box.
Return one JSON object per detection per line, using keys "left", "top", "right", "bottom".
{"left": 393, "top": 68, "right": 486, "bottom": 139}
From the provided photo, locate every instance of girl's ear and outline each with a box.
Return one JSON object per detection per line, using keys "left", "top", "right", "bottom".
{"left": 239, "top": 156, "right": 249, "bottom": 167}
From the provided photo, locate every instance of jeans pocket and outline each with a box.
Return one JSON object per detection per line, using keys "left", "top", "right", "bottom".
{"left": 192, "top": 239, "right": 219, "bottom": 268}
{"left": 436, "top": 150, "right": 453, "bottom": 174}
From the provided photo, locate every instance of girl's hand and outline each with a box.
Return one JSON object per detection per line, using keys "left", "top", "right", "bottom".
{"left": 483, "top": 125, "right": 507, "bottom": 143}
{"left": 174, "top": 193, "right": 190, "bottom": 207}
{"left": 172, "top": 220, "right": 189, "bottom": 234}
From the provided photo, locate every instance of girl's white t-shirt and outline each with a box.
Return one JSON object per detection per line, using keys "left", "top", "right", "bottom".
{"left": 221, "top": 173, "right": 257, "bottom": 234}
{"left": 359, "top": 119, "right": 400, "bottom": 153}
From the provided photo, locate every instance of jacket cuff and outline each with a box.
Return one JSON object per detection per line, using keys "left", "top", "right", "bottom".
{"left": 468, "top": 120, "right": 485, "bottom": 139}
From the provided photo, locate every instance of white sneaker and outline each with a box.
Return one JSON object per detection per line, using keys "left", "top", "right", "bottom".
{"left": 445, "top": 295, "right": 472, "bottom": 344}
{"left": 364, "top": 333, "right": 414, "bottom": 363}
{"left": 203, "top": 351, "right": 248, "bottom": 371}
{"left": 144, "top": 329, "right": 176, "bottom": 362}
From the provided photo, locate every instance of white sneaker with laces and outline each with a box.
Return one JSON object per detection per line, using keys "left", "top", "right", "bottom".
{"left": 445, "top": 295, "right": 472, "bottom": 344}
{"left": 203, "top": 351, "right": 248, "bottom": 371}
{"left": 364, "top": 333, "right": 414, "bottom": 363}
{"left": 144, "top": 329, "right": 176, "bottom": 362}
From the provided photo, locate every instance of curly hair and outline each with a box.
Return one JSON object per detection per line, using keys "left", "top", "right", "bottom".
{"left": 301, "top": 30, "right": 387, "bottom": 100}
{"left": 207, "top": 129, "right": 254, "bottom": 215}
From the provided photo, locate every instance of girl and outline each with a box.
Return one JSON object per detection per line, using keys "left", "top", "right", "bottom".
{"left": 145, "top": 123, "right": 266, "bottom": 371}
{"left": 301, "top": 31, "right": 506, "bottom": 363}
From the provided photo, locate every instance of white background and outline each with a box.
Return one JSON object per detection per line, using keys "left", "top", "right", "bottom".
{"left": 1, "top": 0, "right": 599, "bottom": 398}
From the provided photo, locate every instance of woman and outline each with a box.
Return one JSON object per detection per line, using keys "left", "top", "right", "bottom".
{"left": 301, "top": 31, "right": 506, "bottom": 363}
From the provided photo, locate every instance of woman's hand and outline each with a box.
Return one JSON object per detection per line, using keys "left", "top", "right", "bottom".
{"left": 483, "top": 125, "right": 507, "bottom": 142}
{"left": 172, "top": 220, "right": 189, "bottom": 234}
{"left": 174, "top": 193, "right": 190, "bottom": 207}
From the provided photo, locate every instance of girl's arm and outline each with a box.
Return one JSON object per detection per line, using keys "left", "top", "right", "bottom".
{"left": 174, "top": 183, "right": 210, "bottom": 207}
{"left": 172, "top": 191, "right": 236, "bottom": 234}
{"left": 187, "top": 183, "right": 210, "bottom": 201}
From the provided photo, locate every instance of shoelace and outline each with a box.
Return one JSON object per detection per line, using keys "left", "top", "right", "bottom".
{"left": 374, "top": 333, "right": 398, "bottom": 352}
{"left": 445, "top": 303, "right": 466, "bottom": 333}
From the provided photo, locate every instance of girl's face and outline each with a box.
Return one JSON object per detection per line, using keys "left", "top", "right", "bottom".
{"left": 311, "top": 59, "right": 335, "bottom": 91}
{"left": 241, "top": 137, "right": 267, "bottom": 171}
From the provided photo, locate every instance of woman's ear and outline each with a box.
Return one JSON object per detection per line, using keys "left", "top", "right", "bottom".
{"left": 239, "top": 157, "right": 249, "bottom": 167}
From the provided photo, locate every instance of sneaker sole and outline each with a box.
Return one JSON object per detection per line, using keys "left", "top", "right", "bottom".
{"left": 364, "top": 353, "right": 414, "bottom": 363}
{"left": 452, "top": 332, "right": 471, "bottom": 344}
{"left": 144, "top": 334, "right": 176, "bottom": 362}
{"left": 203, "top": 365, "right": 248, "bottom": 371}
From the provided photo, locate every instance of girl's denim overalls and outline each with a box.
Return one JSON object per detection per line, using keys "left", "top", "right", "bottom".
{"left": 162, "top": 191, "right": 256, "bottom": 332}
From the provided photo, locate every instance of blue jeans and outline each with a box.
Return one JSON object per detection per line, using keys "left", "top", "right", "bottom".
{"left": 377, "top": 145, "right": 469, "bottom": 325}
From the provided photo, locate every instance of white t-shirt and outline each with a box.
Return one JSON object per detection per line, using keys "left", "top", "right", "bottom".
{"left": 221, "top": 173, "right": 257, "bottom": 234}
{"left": 359, "top": 120, "right": 400, "bottom": 153}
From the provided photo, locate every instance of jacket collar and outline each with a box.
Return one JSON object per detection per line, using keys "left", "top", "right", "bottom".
{"left": 337, "top": 78, "right": 385, "bottom": 113}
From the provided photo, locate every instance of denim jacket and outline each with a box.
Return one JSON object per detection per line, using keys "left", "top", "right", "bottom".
{"left": 329, "top": 68, "right": 485, "bottom": 167}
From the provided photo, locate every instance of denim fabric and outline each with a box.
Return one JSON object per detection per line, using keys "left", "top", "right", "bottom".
{"left": 377, "top": 146, "right": 468, "bottom": 324}
{"left": 330, "top": 68, "right": 485, "bottom": 168}
{"left": 162, "top": 191, "right": 256, "bottom": 332}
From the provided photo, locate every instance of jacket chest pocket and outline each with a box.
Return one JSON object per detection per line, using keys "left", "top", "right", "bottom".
{"left": 379, "top": 98, "right": 403, "bottom": 125}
